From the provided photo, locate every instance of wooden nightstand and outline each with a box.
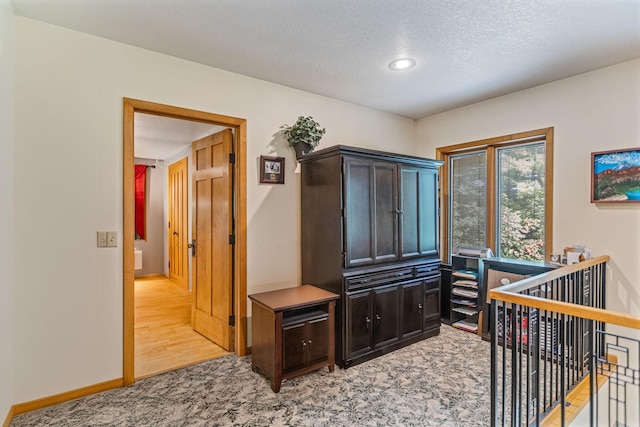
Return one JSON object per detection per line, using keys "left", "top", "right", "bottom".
{"left": 249, "top": 285, "right": 339, "bottom": 393}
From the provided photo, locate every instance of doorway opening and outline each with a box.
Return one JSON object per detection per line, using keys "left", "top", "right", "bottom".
{"left": 123, "top": 98, "right": 248, "bottom": 385}
{"left": 134, "top": 275, "right": 228, "bottom": 379}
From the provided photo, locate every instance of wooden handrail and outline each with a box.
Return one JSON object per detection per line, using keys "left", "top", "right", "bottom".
{"left": 492, "top": 255, "right": 610, "bottom": 294}
{"left": 489, "top": 255, "right": 640, "bottom": 330}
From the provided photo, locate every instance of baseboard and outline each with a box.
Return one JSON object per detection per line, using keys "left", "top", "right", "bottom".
{"left": 12, "top": 378, "right": 123, "bottom": 416}
{"left": 3, "top": 406, "right": 14, "bottom": 427}
{"left": 134, "top": 273, "right": 168, "bottom": 280}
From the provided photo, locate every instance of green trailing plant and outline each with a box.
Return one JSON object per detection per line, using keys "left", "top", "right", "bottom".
{"left": 281, "top": 116, "right": 326, "bottom": 148}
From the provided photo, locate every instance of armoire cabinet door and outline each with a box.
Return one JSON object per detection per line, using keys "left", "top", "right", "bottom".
{"left": 346, "top": 290, "right": 373, "bottom": 359}
{"left": 343, "top": 157, "right": 398, "bottom": 268}
{"left": 399, "top": 166, "right": 439, "bottom": 260}
{"left": 401, "top": 279, "right": 424, "bottom": 338}
{"left": 424, "top": 275, "right": 441, "bottom": 332}
{"left": 373, "top": 285, "right": 400, "bottom": 348}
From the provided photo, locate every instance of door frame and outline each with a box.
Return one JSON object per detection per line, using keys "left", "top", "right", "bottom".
{"left": 123, "top": 98, "right": 248, "bottom": 385}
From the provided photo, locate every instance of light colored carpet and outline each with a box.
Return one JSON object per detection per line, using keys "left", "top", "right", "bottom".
{"left": 11, "top": 325, "right": 491, "bottom": 426}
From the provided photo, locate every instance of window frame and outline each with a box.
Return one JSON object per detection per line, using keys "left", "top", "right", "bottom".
{"left": 436, "top": 128, "right": 554, "bottom": 263}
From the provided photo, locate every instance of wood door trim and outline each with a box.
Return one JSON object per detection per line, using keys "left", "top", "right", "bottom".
{"left": 123, "top": 98, "right": 248, "bottom": 386}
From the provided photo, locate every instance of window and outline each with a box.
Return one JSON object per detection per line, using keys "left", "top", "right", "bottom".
{"left": 450, "top": 152, "right": 487, "bottom": 250}
{"left": 437, "top": 128, "right": 553, "bottom": 262}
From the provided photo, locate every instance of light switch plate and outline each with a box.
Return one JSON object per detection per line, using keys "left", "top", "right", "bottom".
{"left": 97, "top": 231, "right": 107, "bottom": 247}
{"left": 107, "top": 231, "right": 118, "bottom": 247}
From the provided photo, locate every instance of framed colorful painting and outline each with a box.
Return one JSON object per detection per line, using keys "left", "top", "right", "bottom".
{"left": 591, "top": 148, "right": 640, "bottom": 203}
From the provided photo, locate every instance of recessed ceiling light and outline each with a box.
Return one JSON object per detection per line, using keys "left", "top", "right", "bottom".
{"left": 389, "top": 58, "right": 416, "bottom": 71}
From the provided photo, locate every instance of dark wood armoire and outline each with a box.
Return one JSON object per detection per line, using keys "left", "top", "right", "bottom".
{"left": 299, "top": 145, "right": 443, "bottom": 368}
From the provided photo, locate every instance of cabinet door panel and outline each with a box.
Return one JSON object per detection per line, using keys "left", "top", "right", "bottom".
{"left": 400, "top": 166, "right": 439, "bottom": 260}
{"left": 346, "top": 291, "right": 373, "bottom": 359}
{"left": 424, "top": 275, "right": 440, "bottom": 291}
{"left": 344, "top": 158, "right": 399, "bottom": 267}
{"left": 306, "top": 317, "right": 329, "bottom": 366}
{"left": 283, "top": 323, "right": 306, "bottom": 374}
{"left": 400, "top": 167, "right": 420, "bottom": 258}
{"left": 424, "top": 288, "right": 441, "bottom": 332}
{"left": 373, "top": 162, "right": 398, "bottom": 263}
{"left": 401, "top": 279, "right": 424, "bottom": 338}
{"left": 344, "top": 158, "right": 374, "bottom": 267}
{"left": 374, "top": 285, "right": 400, "bottom": 348}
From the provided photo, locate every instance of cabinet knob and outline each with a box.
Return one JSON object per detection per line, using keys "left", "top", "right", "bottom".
{"left": 302, "top": 340, "right": 307, "bottom": 346}
{"left": 365, "top": 316, "right": 371, "bottom": 329}
{"left": 375, "top": 314, "right": 381, "bottom": 326}
{"left": 418, "top": 303, "right": 423, "bottom": 310}
{"left": 308, "top": 339, "right": 312, "bottom": 349}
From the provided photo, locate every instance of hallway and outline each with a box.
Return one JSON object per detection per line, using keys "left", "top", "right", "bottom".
{"left": 135, "top": 276, "right": 229, "bottom": 379}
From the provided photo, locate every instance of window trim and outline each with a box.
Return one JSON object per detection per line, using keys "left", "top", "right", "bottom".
{"left": 436, "top": 127, "right": 554, "bottom": 262}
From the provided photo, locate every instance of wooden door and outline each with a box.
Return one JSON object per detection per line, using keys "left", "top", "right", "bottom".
{"left": 192, "top": 129, "right": 234, "bottom": 351}
{"left": 168, "top": 157, "right": 189, "bottom": 288}
{"left": 343, "top": 157, "right": 398, "bottom": 267}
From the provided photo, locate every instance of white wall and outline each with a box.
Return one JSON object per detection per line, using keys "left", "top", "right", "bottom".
{"left": 12, "top": 17, "right": 415, "bottom": 403}
{"left": 133, "top": 158, "right": 165, "bottom": 277}
{"left": 0, "top": 0, "right": 15, "bottom": 420}
{"left": 416, "top": 59, "right": 640, "bottom": 321}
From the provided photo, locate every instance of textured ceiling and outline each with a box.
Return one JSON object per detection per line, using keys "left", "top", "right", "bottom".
{"left": 11, "top": 0, "right": 640, "bottom": 119}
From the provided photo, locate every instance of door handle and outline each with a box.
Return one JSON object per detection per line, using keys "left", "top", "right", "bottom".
{"left": 173, "top": 231, "right": 179, "bottom": 236}
{"left": 189, "top": 239, "right": 196, "bottom": 256}
{"left": 365, "top": 316, "right": 371, "bottom": 330}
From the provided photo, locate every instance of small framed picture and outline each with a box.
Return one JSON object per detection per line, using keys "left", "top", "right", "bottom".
{"left": 591, "top": 147, "right": 640, "bottom": 202}
{"left": 259, "top": 155, "right": 285, "bottom": 184}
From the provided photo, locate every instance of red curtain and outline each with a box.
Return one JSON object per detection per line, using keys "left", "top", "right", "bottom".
{"left": 134, "top": 165, "right": 147, "bottom": 240}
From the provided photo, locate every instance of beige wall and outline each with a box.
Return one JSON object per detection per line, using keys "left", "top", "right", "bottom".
{"left": 10, "top": 10, "right": 640, "bottom": 415}
{"left": 416, "top": 58, "right": 640, "bottom": 325}
{"left": 0, "top": 0, "right": 15, "bottom": 420}
{"left": 12, "top": 17, "right": 416, "bottom": 403}
{"left": 416, "top": 63, "right": 640, "bottom": 426}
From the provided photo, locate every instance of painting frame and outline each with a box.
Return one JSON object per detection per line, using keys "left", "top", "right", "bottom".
{"left": 591, "top": 147, "right": 640, "bottom": 203}
{"left": 259, "top": 155, "right": 285, "bottom": 184}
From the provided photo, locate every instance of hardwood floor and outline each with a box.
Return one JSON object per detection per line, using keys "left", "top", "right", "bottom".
{"left": 134, "top": 276, "right": 230, "bottom": 379}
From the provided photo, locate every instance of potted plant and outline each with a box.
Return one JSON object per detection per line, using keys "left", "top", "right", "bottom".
{"left": 281, "top": 116, "right": 326, "bottom": 159}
